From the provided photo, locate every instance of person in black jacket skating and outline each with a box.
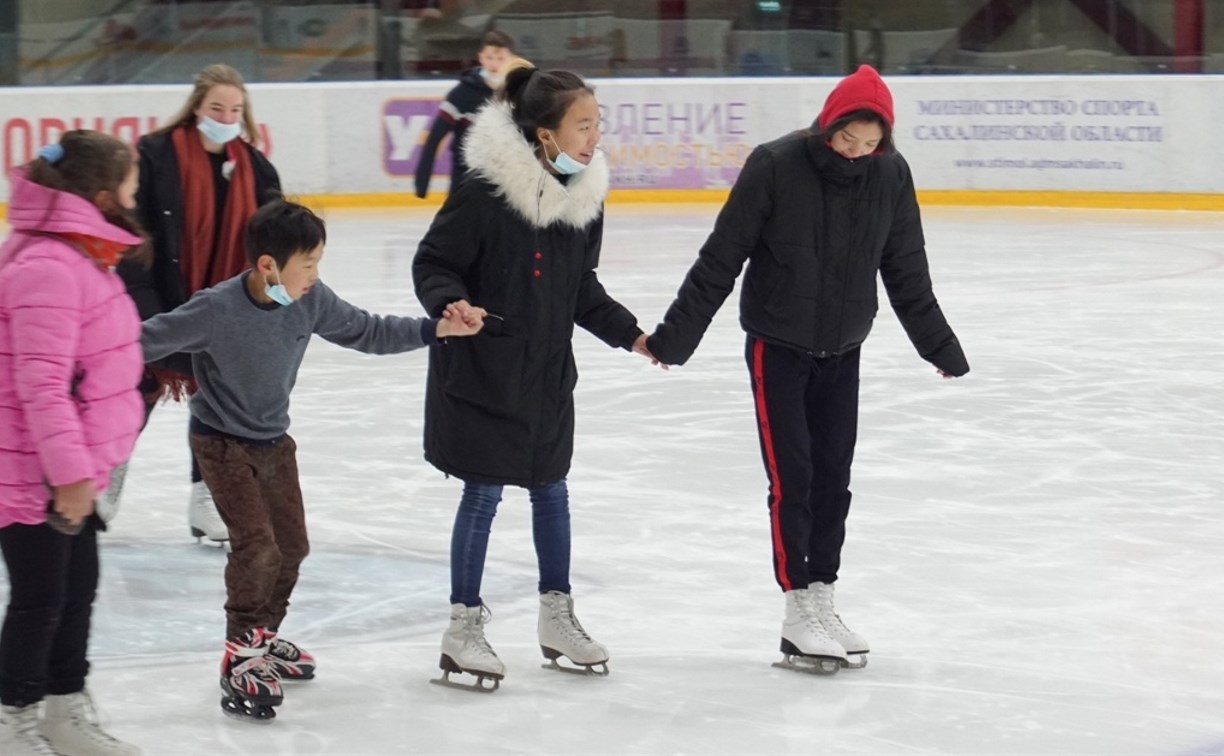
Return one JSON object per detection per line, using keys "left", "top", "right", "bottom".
{"left": 113, "top": 64, "right": 282, "bottom": 544}
{"left": 414, "top": 65, "right": 657, "bottom": 689}
{"left": 413, "top": 30, "right": 515, "bottom": 199}
{"left": 646, "top": 65, "right": 969, "bottom": 674}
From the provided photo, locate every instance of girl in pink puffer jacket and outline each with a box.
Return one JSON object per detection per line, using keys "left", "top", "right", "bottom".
{"left": 0, "top": 131, "right": 146, "bottom": 755}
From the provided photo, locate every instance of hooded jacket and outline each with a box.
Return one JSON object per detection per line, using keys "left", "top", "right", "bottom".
{"left": 414, "top": 100, "right": 643, "bottom": 486}
{"left": 414, "top": 66, "right": 496, "bottom": 198}
{"left": 0, "top": 169, "right": 145, "bottom": 526}
{"left": 647, "top": 67, "right": 968, "bottom": 377}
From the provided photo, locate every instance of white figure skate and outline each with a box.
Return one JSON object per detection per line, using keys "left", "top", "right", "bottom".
{"left": 0, "top": 704, "right": 55, "bottom": 756}
{"left": 808, "top": 582, "right": 869, "bottom": 669}
{"left": 432, "top": 604, "right": 505, "bottom": 692}
{"left": 97, "top": 460, "right": 128, "bottom": 523}
{"left": 773, "top": 589, "right": 847, "bottom": 675}
{"left": 538, "top": 591, "right": 609, "bottom": 676}
{"left": 188, "top": 481, "right": 229, "bottom": 543}
{"left": 41, "top": 690, "right": 142, "bottom": 755}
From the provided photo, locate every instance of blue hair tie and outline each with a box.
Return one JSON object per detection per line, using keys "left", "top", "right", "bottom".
{"left": 37, "top": 143, "right": 65, "bottom": 164}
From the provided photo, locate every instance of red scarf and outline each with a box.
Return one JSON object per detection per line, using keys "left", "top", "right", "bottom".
{"left": 171, "top": 124, "right": 257, "bottom": 296}
{"left": 58, "top": 233, "right": 128, "bottom": 270}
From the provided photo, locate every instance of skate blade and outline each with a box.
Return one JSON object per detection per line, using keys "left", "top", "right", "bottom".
{"left": 220, "top": 697, "right": 278, "bottom": 723}
{"left": 772, "top": 655, "right": 841, "bottom": 676}
{"left": 542, "top": 658, "right": 610, "bottom": 677}
{"left": 841, "top": 653, "right": 868, "bottom": 670}
{"left": 430, "top": 669, "right": 500, "bottom": 692}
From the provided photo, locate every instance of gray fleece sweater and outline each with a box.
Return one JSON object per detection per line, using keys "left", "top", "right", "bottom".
{"left": 142, "top": 272, "right": 438, "bottom": 440}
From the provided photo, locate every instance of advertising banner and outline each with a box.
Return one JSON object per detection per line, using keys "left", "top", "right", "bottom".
{"left": 2, "top": 75, "right": 1223, "bottom": 204}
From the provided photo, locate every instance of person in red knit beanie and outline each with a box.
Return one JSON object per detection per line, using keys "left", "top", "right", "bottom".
{"left": 646, "top": 64, "right": 969, "bottom": 675}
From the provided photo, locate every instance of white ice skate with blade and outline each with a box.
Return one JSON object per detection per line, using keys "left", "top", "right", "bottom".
{"left": 0, "top": 704, "right": 56, "bottom": 756}
{"left": 773, "top": 589, "right": 847, "bottom": 675}
{"left": 432, "top": 603, "right": 504, "bottom": 692}
{"left": 188, "top": 481, "right": 229, "bottom": 543}
{"left": 96, "top": 460, "right": 128, "bottom": 523}
{"left": 808, "top": 582, "right": 868, "bottom": 669}
{"left": 538, "top": 591, "right": 609, "bottom": 676}
{"left": 40, "top": 690, "right": 142, "bottom": 755}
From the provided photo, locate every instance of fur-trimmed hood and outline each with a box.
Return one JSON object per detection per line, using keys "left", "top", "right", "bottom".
{"left": 462, "top": 100, "right": 609, "bottom": 230}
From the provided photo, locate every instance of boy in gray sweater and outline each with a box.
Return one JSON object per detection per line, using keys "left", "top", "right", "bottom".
{"left": 141, "top": 200, "right": 482, "bottom": 721}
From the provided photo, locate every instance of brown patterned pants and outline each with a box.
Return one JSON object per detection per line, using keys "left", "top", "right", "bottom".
{"left": 189, "top": 432, "right": 310, "bottom": 640}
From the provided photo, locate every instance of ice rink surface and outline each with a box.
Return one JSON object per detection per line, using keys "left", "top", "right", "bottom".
{"left": 2, "top": 203, "right": 1222, "bottom": 755}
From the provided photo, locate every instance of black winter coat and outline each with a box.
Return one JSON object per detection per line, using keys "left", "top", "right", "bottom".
{"left": 414, "top": 101, "right": 642, "bottom": 487}
{"left": 118, "top": 130, "right": 280, "bottom": 373}
{"left": 647, "top": 132, "right": 968, "bottom": 376}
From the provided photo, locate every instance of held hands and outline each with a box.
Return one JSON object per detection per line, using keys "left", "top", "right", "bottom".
{"left": 53, "top": 479, "right": 97, "bottom": 527}
{"left": 633, "top": 334, "right": 668, "bottom": 370}
{"left": 438, "top": 300, "right": 486, "bottom": 338}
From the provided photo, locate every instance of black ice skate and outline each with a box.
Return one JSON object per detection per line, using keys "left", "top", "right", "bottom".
{"left": 431, "top": 603, "right": 505, "bottom": 693}
{"left": 264, "top": 632, "right": 316, "bottom": 681}
{"left": 220, "top": 627, "right": 284, "bottom": 721}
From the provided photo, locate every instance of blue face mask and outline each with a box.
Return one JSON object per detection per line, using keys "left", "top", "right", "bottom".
{"left": 264, "top": 264, "right": 295, "bottom": 307}
{"left": 543, "top": 133, "right": 588, "bottom": 175}
{"left": 197, "top": 115, "right": 242, "bottom": 145}
{"left": 480, "top": 68, "right": 503, "bottom": 87}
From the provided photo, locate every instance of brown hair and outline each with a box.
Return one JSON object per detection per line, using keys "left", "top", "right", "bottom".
{"left": 150, "top": 64, "right": 260, "bottom": 147}
{"left": 25, "top": 130, "right": 150, "bottom": 264}
{"left": 481, "top": 30, "right": 514, "bottom": 52}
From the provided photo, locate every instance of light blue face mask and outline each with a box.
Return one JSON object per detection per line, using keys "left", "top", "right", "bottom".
{"left": 479, "top": 68, "right": 504, "bottom": 87}
{"left": 197, "top": 115, "right": 242, "bottom": 145}
{"left": 265, "top": 264, "right": 295, "bottom": 307}
{"left": 543, "top": 132, "right": 588, "bottom": 175}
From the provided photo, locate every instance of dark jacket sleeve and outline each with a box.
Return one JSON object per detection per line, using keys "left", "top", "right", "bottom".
{"left": 250, "top": 146, "right": 283, "bottom": 204}
{"left": 117, "top": 136, "right": 167, "bottom": 321}
{"left": 574, "top": 213, "right": 643, "bottom": 350}
{"left": 415, "top": 114, "right": 456, "bottom": 199}
{"left": 413, "top": 181, "right": 481, "bottom": 316}
{"left": 647, "top": 145, "right": 775, "bottom": 365}
{"left": 879, "top": 155, "right": 969, "bottom": 376}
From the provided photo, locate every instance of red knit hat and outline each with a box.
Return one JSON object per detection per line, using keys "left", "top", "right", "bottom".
{"left": 816, "top": 64, "right": 895, "bottom": 130}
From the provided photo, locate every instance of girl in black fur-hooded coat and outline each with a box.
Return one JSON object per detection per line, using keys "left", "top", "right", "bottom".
{"left": 413, "top": 66, "right": 655, "bottom": 684}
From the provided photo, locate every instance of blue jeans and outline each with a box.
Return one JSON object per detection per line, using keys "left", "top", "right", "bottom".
{"left": 450, "top": 479, "right": 571, "bottom": 606}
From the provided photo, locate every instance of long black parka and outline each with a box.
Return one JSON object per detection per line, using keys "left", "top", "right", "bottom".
{"left": 647, "top": 131, "right": 968, "bottom": 377}
{"left": 413, "top": 101, "right": 642, "bottom": 487}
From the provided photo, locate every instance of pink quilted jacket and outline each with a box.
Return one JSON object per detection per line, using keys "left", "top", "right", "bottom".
{"left": 0, "top": 168, "right": 144, "bottom": 528}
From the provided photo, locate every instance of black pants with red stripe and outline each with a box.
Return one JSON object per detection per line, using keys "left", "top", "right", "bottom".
{"left": 746, "top": 336, "right": 860, "bottom": 591}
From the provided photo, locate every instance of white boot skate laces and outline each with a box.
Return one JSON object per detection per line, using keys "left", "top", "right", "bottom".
{"left": 464, "top": 605, "right": 499, "bottom": 661}
{"left": 60, "top": 692, "right": 127, "bottom": 750}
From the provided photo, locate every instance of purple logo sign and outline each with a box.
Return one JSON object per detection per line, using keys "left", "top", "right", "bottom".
{"left": 382, "top": 98, "right": 451, "bottom": 177}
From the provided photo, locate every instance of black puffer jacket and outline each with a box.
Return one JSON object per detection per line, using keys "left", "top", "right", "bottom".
{"left": 647, "top": 132, "right": 968, "bottom": 376}
{"left": 414, "top": 101, "right": 642, "bottom": 487}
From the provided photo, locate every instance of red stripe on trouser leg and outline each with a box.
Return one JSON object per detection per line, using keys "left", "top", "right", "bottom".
{"left": 751, "top": 338, "right": 791, "bottom": 592}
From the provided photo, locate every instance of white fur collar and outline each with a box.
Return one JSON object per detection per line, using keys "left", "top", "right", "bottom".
{"left": 462, "top": 100, "right": 608, "bottom": 230}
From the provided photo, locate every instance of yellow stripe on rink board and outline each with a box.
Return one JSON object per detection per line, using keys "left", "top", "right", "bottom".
{"left": 5, "top": 190, "right": 1224, "bottom": 220}
{"left": 291, "top": 190, "right": 1224, "bottom": 212}
{"left": 916, "top": 190, "right": 1224, "bottom": 211}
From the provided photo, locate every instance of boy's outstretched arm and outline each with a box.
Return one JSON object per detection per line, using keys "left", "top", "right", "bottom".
{"left": 141, "top": 290, "right": 214, "bottom": 363}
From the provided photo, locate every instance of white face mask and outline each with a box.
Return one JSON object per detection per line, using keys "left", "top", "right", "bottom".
{"left": 265, "top": 263, "right": 294, "bottom": 306}
{"left": 543, "top": 132, "right": 587, "bottom": 175}
{"left": 197, "top": 115, "right": 242, "bottom": 145}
